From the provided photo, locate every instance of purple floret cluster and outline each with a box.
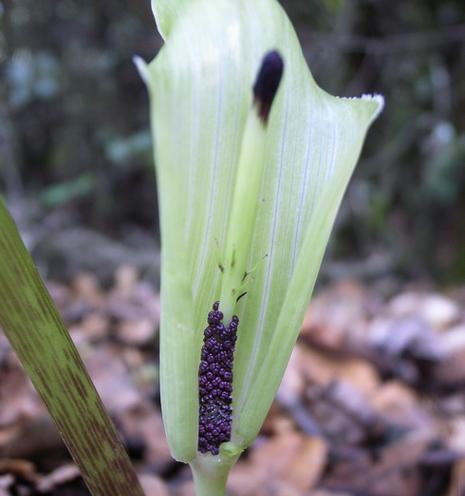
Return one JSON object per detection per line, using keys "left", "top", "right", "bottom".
{"left": 198, "top": 301, "right": 238, "bottom": 455}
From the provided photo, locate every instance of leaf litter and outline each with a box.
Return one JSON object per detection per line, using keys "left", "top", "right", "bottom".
{"left": 0, "top": 274, "right": 465, "bottom": 495}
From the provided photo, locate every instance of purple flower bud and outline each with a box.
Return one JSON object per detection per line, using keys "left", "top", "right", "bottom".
{"left": 197, "top": 302, "right": 239, "bottom": 455}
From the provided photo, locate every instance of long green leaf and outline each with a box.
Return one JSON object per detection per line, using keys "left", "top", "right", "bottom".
{"left": 0, "top": 199, "right": 144, "bottom": 496}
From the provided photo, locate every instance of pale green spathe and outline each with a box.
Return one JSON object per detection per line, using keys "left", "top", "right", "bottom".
{"left": 139, "top": 0, "right": 383, "bottom": 464}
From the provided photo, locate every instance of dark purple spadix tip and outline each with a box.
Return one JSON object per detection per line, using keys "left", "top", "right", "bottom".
{"left": 198, "top": 302, "right": 239, "bottom": 456}
{"left": 253, "top": 50, "right": 284, "bottom": 125}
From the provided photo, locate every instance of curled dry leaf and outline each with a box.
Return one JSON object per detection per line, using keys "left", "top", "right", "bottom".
{"left": 36, "top": 464, "right": 81, "bottom": 493}
{"left": 0, "top": 475, "right": 14, "bottom": 492}
{"left": 294, "top": 346, "right": 380, "bottom": 395}
{"left": 229, "top": 431, "right": 328, "bottom": 494}
{"left": 117, "top": 319, "right": 156, "bottom": 346}
{"left": 118, "top": 402, "right": 172, "bottom": 472}
{"left": 388, "top": 292, "right": 460, "bottom": 330}
{"left": 302, "top": 280, "right": 375, "bottom": 346}
{"left": 138, "top": 474, "right": 170, "bottom": 496}
{"left": 0, "top": 459, "right": 37, "bottom": 483}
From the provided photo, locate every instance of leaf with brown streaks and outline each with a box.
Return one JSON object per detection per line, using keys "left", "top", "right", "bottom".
{"left": 0, "top": 199, "right": 143, "bottom": 496}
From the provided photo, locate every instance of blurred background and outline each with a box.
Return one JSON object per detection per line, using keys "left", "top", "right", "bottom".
{"left": 1, "top": 0, "right": 465, "bottom": 286}
{"left": 1, "top": 1, "right": 465, "bottom": 495}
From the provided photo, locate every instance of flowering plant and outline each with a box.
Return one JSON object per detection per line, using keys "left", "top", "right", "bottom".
{"left": 137, "top": 0, "right": 383, "bottom": 493}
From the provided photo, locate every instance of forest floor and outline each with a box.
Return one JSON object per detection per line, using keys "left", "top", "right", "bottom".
{"left": 1, "top": 267, "right": 465, "bottom": 495}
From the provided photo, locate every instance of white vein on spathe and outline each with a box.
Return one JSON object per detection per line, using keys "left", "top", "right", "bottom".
{"left": 217, "top": 10, "right": 247, "bottom": 268}
{"left": 165, "top": 45, "right": 181, "bottom": 435}
{"left": 184, "top": 50, "right": 201, "bottom": 245}
{"left": 324, "top": 93, "right": 337, "bottom": 183}
{"left": 291, "top": 84, "right": 314, "bottom": 270}
{"left": 192, "top": 27, "right": 225, "bottom": 298}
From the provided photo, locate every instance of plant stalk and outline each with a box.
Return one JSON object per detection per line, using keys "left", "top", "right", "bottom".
{"left": 0, "top": 199, "right": 143, "bottom": 496}
{"left": 190, "top": 454, "right": 238, "bottom": 496}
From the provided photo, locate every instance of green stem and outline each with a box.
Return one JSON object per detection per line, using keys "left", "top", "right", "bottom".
{"left": 190, "top": 454, "right": 238, "bottom": 496}
{"left": 0, "top": 200, "right": 143, "bottom": 496}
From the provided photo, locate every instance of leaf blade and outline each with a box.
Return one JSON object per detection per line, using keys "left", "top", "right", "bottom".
{"left": 0, "top": 200, "right": 143, "bottom": 496}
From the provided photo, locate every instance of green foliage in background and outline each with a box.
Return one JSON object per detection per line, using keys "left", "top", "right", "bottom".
{"left": 1, "top": 0, "right": 465, "bottom": 279}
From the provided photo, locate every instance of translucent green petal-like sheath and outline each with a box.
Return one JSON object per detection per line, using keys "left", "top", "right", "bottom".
{"left": 139, "top": 0, "right": 383, "bottom": 466}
